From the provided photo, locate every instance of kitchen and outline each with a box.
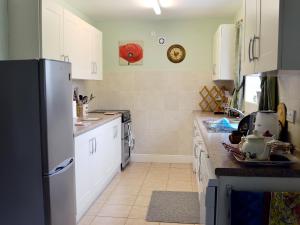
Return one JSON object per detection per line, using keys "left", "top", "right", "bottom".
{"left": 0, "top": 0, "right": 300, "bottom": 225}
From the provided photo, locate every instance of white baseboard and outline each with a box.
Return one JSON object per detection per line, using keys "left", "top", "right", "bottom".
{"left": 131, "top": 154, "right": 193, "bottom": 163}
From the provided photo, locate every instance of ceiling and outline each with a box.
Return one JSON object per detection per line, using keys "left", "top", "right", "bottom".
{"left": 64, "top": 0, "right": 243, "bottom": 21}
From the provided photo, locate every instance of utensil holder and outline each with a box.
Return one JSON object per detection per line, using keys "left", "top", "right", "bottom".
{"left": 77, "top": 104, "right": 88, "bottom": 118}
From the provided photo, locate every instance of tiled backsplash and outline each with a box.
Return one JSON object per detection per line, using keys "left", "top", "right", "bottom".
{"left": 278, "top": 71, "right": 300, "bottom": 150}
{"left": 73, "top": 70, "right": 214, "bottom": 156}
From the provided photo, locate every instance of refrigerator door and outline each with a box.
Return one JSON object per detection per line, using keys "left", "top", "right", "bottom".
{"left": 39, "top": 59, "right": 74, "bottom": 174}
{"left": 0, "top": 60, "right": 45, "bottom": 225}
{"left": 44, "top": 158, "right": 76, "bottom": 225}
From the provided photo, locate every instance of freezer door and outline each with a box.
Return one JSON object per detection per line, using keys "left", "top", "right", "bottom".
{"left": 39, "top": 59, "right": 74, "bottom": 173}
{"left": 0, "top": 60, "right": 45, "bottom": 225}
{"left": 44, "top": 158, "right": 76, "bottom": 225}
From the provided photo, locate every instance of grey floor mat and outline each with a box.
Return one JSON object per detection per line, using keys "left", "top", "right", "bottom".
{"left": 146, "top": 191, "right": 200, "bottom": 224}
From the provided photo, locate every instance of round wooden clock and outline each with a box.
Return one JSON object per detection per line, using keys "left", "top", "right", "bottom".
{"left": 167, "top": 44, "right": 186, "bottom": 63}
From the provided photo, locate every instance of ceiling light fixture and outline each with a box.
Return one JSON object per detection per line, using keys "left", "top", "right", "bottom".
{"left": 152, "top": 0, "right": 161, "bottom": 15}
{"left": 159, "top": 0, "right": 174, "bottom": 8}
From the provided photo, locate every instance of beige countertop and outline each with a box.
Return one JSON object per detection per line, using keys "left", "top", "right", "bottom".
{"left": 193, "top": 110, "right": 300, "bottom": 177}
{"left": 73, "top": 113, "right": 122, "bottom": 137}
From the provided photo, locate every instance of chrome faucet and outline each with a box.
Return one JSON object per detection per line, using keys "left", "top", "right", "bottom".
{"left": 225, "top": 107, "right": 245, "bottom": 118}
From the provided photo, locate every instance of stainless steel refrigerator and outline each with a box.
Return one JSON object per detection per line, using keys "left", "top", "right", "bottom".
{"left": 0, "top": 59, "right": 76, "bottom": 225}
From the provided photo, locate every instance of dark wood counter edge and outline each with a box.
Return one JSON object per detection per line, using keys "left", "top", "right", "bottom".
{"left": 193, "top": 111, "right": 300, "bottom": 178}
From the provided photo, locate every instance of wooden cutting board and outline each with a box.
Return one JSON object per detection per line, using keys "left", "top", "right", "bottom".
{"left": 277, "top": 103, "right": 287, "bottom": 127}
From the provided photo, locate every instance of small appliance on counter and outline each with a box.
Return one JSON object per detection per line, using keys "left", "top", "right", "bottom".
{"left": 254, "top": 111, "right": 281, "bottom": 139}
{"left": 90, "top": 110, "right": 134, "bottom": 170}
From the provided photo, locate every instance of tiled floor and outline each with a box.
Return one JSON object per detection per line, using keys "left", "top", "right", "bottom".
{"left": 78, "top": 163, "right": 200, "bottom": 225}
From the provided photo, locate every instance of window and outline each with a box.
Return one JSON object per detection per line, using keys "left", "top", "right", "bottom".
{"left": 245, "top": 75, "right": 261, "bottom": 113}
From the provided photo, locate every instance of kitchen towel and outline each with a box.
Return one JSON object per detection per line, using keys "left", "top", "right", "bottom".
{"left": 269, "top": 192, "right": 300, "bottom": 225}
{"left": 231, "top": 190, "right": 270, "bottom": 225}
{"left": 231, "top": 190, "right": 300, "bottom": 225}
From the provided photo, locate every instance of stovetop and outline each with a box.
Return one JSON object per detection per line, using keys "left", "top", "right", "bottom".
{"left": 90, "top": 110, "right": 131, "bottom": 123}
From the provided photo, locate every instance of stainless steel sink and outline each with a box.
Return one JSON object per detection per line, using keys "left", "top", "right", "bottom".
{"left": 203, "top": 118, "right": 239, "bottom": 133}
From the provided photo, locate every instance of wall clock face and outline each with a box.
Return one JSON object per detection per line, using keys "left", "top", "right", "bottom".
{"left": 167, "top": 44, "right": 186, "bottom": 63}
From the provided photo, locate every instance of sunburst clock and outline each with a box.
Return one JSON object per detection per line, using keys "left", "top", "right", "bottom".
{"left": 167, "top": 44, "right": 186, "bottom": 63}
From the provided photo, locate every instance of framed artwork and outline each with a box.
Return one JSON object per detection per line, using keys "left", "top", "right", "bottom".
{"left": 119, "top": 41, "right": 144, "bottom": 66}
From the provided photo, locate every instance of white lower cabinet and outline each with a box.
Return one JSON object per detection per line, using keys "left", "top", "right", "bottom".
{"left": 74, "top": 118, "right": 121, "bottom": 221}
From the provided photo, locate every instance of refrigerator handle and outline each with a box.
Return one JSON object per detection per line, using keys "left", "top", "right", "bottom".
{"left": 48, "top": 157, "right": 74, "bottom": 177}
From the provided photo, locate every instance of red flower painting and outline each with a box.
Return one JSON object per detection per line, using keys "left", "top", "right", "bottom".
{"left": 119, "top": 41, "right": 143, "bottom": 65}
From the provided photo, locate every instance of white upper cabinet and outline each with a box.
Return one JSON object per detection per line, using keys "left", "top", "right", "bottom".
{"left": 255, "top": 0, "right": 280, "bottom": 73}
{"left": 90, "top": 27, "right": 103, "bottom": 80}
{"left": 242, "top": 0, "right": 257, "bottom": 75}
{"left": 242, "top": 0, "right": 300, "bottom": 75}
{"left": 63, "top": 10, "right": 92, "bottom": 80}
{"left": 41, "top": 0, "right": 64, "bottom": 61}
{"left": 212, "top": 24, "right": 235, "bottom": 81}
{"left": 41, "top": 0, "right": 103, "bottom": 80}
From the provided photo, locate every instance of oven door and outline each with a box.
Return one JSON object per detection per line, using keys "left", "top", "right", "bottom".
{"left": 122, "top": 138, "right": 130, "bottom": 166}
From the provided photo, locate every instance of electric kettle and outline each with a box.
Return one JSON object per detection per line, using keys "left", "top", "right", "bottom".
{"left": 254, "top": 111, "right": 281, "bottom": 139}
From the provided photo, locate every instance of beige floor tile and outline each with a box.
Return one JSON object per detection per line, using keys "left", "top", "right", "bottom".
{"left": 168, "top": 176, "right": 192, "bottom": 183}
{"left": 145, "top": 175, "right": 169, "bottom": 182}
{"left": 151, "top": 163, "right": 170, "bottom": 168}
{"left": 98, "top": 205, "right": 132, "bottom": 218}
{"left": 142, "top": 183, "right": 167, "bottom": 190}
{"left": 118, "top": 179, "right": 144, "bottom": 186}
{"left": 143, "top": 180, "right": 168, "bottom": 187}
{"left": 112, "top": 186, "right": 141, "bottom": 196}
{"left": 85, "top": 203, "right": 104, "bottom": 216}
{"left": 139, "top": 187, "right": 166, "bottom": 196}
{"left": 78, "top": 215, "right": 95, "bottom": 225}
{"left": 95, "top": 193, "right": 111, "bottom": 205}
{"left": 106, "top": 194, "right": 137, "bottom": 206}
{"left": 128, "top": 206, "right": 149, "bottom": 219}
{"left": 134, "top": 195, "right": 152, "bottom": 207}
{"left": 125, "top": 218, "right": 159, "bottom": 225}
{"left": 171, "top": 163, "right": 192, "bottom": 169}
{"left": 90, "top": 217, "right": 127, "bottom": 225}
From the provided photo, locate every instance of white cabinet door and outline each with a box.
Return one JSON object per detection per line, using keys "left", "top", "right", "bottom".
{"left": 74, "top": 132, "right": 95, "bottom": 219}
{"left": 212, "top": 25, "right": 235, "bottom": 81}
{"left": 90, "top": 27, "right": 103, "bottom": 80}
{"left": 212, "top": 29, "right": 221, "bottom": 80}
{"left": 242, "top": 0, "right": 257, "bottom": 75}
{"left": 63, "top": 10, "right": 92, "bottom": 80}
{"left": 41, "top": 0, "right": 64, "bottom": 60}
{"left": 255, "top": 0, "right": 280, "bottom": 73}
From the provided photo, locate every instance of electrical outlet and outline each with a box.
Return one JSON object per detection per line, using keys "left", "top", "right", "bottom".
{"left": 287, "top": 109, "right": 296, "bottom": 123}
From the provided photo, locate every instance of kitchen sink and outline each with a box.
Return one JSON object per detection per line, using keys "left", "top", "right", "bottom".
{"left": 203, "top": 118, "right": 239, "bottom": 133}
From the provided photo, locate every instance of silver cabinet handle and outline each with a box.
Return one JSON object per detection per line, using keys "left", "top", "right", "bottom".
{"left": 95, "top": 62, "right": 97, "bottom": 73}
{"left": 94, "top": 138, "right": 97, "bottom": 153}
{"left": 113, "top": 126, "right": 118, "bottom": 139}
{"left": 63, "top": 55, "right": 70, "bottom": 62}
{"left": 252, "top": 35, "right": 260, "bottom": 60}
{"left": 89, "top": 139, "right": 93, "bottom": 155}
{"left": 248, "top": 38, "right": 253, "bottom": 62}
{"left": 91, "top": 62, "right": 94, "bottom": 74}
